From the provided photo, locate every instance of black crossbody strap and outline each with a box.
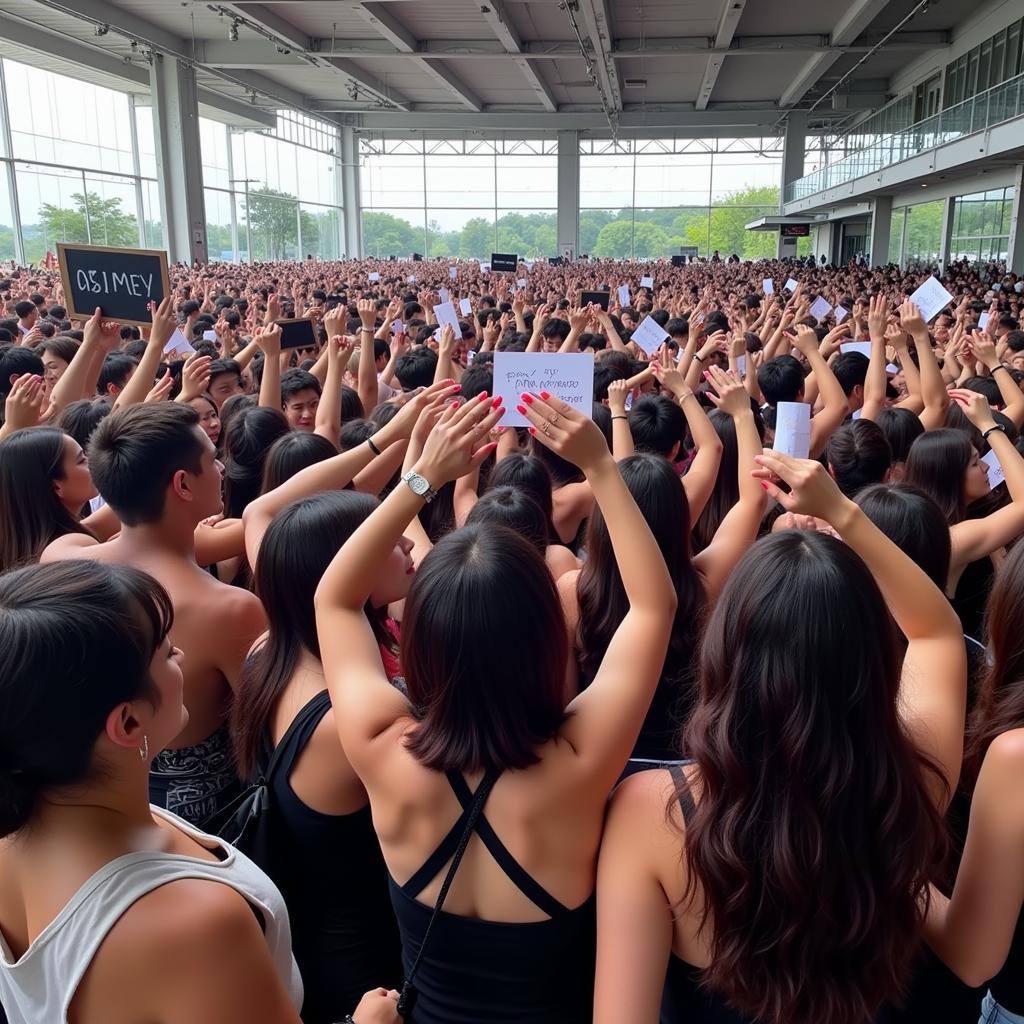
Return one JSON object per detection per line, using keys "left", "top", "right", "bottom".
{"left": 396, "top": 766, "right": 501, "bottom": 1017}
{"left": 262, "top": 690, "right": 332, "bottom": 783}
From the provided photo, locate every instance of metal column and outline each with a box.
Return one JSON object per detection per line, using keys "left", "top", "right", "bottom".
{"left": 1008, "top": 164, "right": 1024, "bottom": 275}
{"left": 556, "top": 130, "right": 579, "bottom": 261}
{"left": 341, "top": 126, "right": 362, "bottom": 259}
{"left": 868, "top": 195, "right": 893, "bottom": 268}
{"left": 149, "top": 54, "right": 207, "bottom": 263}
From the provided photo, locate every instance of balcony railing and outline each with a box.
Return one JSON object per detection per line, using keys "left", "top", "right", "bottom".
{"left": 785, "top": 72, "right": 1024, "bottom": 203}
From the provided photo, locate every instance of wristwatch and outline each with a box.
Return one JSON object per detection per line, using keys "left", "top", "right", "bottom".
{"left": 402, "top": 470, "right": 437, "bottom": 503}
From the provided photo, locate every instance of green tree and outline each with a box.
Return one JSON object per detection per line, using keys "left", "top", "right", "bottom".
{"left": 632, "top": 221, "right": 670, "bottom": 258}
{"left": 362, "top": 211, "right": 420, "bottom": 257}
{"left": 459, "top": 217, "right": 494, "bottom": 259}
{"left": 593, "top": 219, "right": 634, "bottom": 258}
{"left": 243, "top": 187, "right": 298, "bottom": 260}
{"left": 37, "top": 190, "right": 138, "bottom": 250}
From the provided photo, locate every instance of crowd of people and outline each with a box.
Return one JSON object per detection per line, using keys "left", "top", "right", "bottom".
{"left": 0, "top": 249, "right": 1023, "bottom": 1024}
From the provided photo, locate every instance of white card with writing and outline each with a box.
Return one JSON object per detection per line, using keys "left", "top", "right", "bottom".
{"left": 841, "top": 342, "right": 872, "bottom": 357}
{"left": 640, "top": 275, "right": 654, "bottom": 288}
{"left": 809, "top": 296, "right": 832, "bottom": 320}
{"left": 479, "top": 262, "right": 490, "bottom": 273}
{"left": 439, "top": 288, "right": 450, "bottom": 303}
{"left": 493, "top": 352, "right": 594, "bottom": 427}
{"left": 784, "top": 278, "right": 798, "bottom": 293}
{"left": 433, "top": 300, "right": 463, "bottom": 339}
{"left": 164, "top": 328, "right": 195, "bottom": 357}
{"left": 617, "top": 285, "right": 630, "bottom": 308}
{"left": 773, "top": 401, "right": 811, "bottom": 459}
{"left": 834, "top": 304, "right": 849, "bottom": 323}
{"left": 909, "top": 276, "right": 954, "bottom": 323}
{"left": 459, "top": 297, "right": 473, "bottom": 316}
{"left": 735, "top": 354, "right": 747, "bottom": 379}
{"left": 391, "top": 318, "right": 404, "bottom": 335}
{"left": 202, "top": 330, "right": 217, "bottom": 343}
{"left": 763, "top": 278, "right": 774, "bottom": 295}
{"left": 517, "top": 278, "right": 528, "bottom": 288}
{"left": 630, "top": 314, "right": 670, "bottom": 356}
{"left": 368, "top": 271, "right": 380, "bottom": 283}
{"left": 979, "top": 311, "right": 991, "bottom": 330}
{"left": 983, "top": 448, "right": 1005, "bottom": 489}
{"left": 449, "top": 267, "right": 458, "bottom": 280}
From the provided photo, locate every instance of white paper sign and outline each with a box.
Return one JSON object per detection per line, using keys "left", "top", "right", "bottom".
{"left": 979, "top": 311, "right": 991, "bottom": 331}
{"left": 202, "top": 330, "right": 218, "bottom": 343}
{"left": 630, "top": 314, "right": 670, "bottom": 356}
{"left": 517, "top": 278, "right": 528, "bottom": 288}
{"left": 459, "top": 298, "right": 473, "bottom": 316}
{"left": 640, "top": 275, "right": 654, "bottom": 288}
{"left": 449, "top": 267, "right": 458, "bottom": 280}
{"left": 784, "top": 278, "right": 798, "bottom": 293}
{"left": 439, "top": 288, "right": 450, "bottom": 303}
{"left": 852, "top": 408, "right": 863, "bottom": 420}
{"left": 909, "top": 276, "right": 954, "bottom": 323}
{"left": 809, "top": 296, "right": 832, "bottom": 320}
{"left": 617, "top": 285, "right": 630, "bottom": 308}
{"left": 773, "top": 401, "right": 811, "bottom": 459}
{"left": 763, "top": 278, "right": 775, "bottom": 295}
{"left": 479, "top": 262, "right": 490, "bottom": 273}
{"left": 493, "top": 352, "right": 594, "bottom": 427}
{"left": 368, "top": 271, "right": 380, "bottom": 282}
{"left": 885, "top": 363, "right": 900, "bottom": 374}
{"left": 406, "top": 275, "right": 417, "bottom": 284}
{"left": 841, "top": 342, "right": 872, "bottom": 357}
{"left": 391, "top": 318, "right": 404, "bottom": 335}
{"left": 983, "top": 448, "right": 1005, "bottom": 489}
{"left": 735, "top": 354, "right": 747, "bottom": 379}
{"left": 433, "top": 301, "right": 463, "bottom": 339}
{"left": 834, "top": 304, "right": 849, "bottom": 323}
{"left": 164, "top": 328, "right": 195, "bottom": 357}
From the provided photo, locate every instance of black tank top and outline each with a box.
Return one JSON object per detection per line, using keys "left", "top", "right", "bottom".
{"left": 388, "top": 770, "right": 595, "bottom": 1023}
{"left": 259, "top": 690, "right": 402, "bottom": 1023}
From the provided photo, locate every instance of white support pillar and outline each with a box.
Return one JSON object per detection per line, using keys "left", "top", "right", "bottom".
{"left": 341, "top": 126, "right": 361, "bottom": 259}
{"left": 149, "top": 55, "right": 207, "bottom": 264}
{"left": 814, "top": 221, "right": 835, "bottom": 265}
{"left": 868, "top": 195, "right": 893, "bottom": 268}
{"left": 938, "top": 196, "right": 956, "bottom": 273}
{"left": 1008, "top": 164, "right": 1024, "bottom": 275}
{"left": 557, "top": 131, "right": 579, "bottom": 261}
{"left": 777, "top": 113, "right": 807, "bottom": 259}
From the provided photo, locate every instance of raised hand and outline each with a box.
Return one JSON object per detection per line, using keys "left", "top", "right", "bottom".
{"left": 84, "top": 307, "right": 122, "bottom": 351}
{"left": 966, "top": 329, "right": 998, "bottom": 370}
{"left": 177, "top": 354, "right": 213, "bottom": 403}
{"left": 518, "top": 391, "right": 612, "bottom": 475}
{"left": 752, "top": 450, "right": 852, "bottom": 525}
{"left": 867, "top": 293, "right": 888, "bottom": 339}
{"left": 323, "top": 304, "right": 346, "bottom": 338}
{"left": 607, "top": 378, "right": 630, "bottom": 415}
{"left": 414, "top": 390, "right": 504, "bottom": 486}
{"left": 357, "top": 297, "right": 377, "bottom": 329}
{"left": 949, "top": 388, "right": 997, "bottom": 431}
{"left": 144, "top": 371, "right": 174, "bottom": 404}
{"left": 899, "top": 300, "right": 926, "bottom": 334}
{"left": 703, "top": 364, "right": 748, "bottom": 417}
{"left": 328, "top": 334, "right": 355, "bottom": 366}
{"left": 3, "top": 373, "right": 46, "bottom": 430}
{"left": 791, "top": 324, "right": 820, "bottom": 358}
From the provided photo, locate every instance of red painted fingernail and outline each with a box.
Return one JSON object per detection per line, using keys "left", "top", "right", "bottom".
{"left": 528, "top": 426, "right": 537, "bottom": 435}
{"left": 521, "top": 393, "right": 535, "bottom": 404}
{"left": 478, "top": 390, "right": 489, "bottom": 401}
{"left": 450, "top": 400, "right": 459, "bottom": 408}
{"left": 491, "top": 397, "right": 502, "bottom": 409}
{"left": 759, "top": 481, "right": 770, "bottom": 490}
{"left": 540, "top": 391, "right": 551, "bottom": 400}
{"left": 516, "top": 404, "right": 527, "bottom": 415}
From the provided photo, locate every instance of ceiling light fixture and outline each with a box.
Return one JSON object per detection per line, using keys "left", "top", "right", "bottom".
{"left": 228, "top": 20, "right": 240, "bottom": 42}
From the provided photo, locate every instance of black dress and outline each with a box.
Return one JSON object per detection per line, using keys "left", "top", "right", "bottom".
{"left": 259, "top": 690, "right": 402, "bottom": 1023}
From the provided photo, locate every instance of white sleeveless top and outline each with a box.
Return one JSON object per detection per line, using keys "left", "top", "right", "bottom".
{"left": 0, "top": 806, "right": 303, "bottom": 1022}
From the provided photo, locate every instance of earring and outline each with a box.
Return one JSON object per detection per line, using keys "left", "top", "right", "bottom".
{"left": 138, "top": 734, "right": 149, "bottom": 761}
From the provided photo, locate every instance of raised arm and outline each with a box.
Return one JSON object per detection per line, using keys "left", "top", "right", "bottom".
{"left": 113, "top": 298, "right": 176, "bottom": 410}
{"left": 519, "top": 394, "right": 676, "bottom": 790}
{"left": 314, "top": 334, "right": 352, "bottom": 448}
{"left": 860, "top": 293, "right": 889, "bottom": 423}
{"left": 889, "top": 325, "right": 925, "bottom": 414}
{"left": 755, "top": 451, "right": 967, "bottom": 805}
{"left": 902, "top": 301, "right": 949, "bottom": 431}
{"left": 256, "top": 325, "right": 282, "bottom": 410}
{"left": 792, "top": 325, "right": 848, "bottom": 459}
{"left": 606, "top": 380, "right": 634, "bottom": 461}
{"left": 43, "top": 307, "right": 120, "bottom": 418}
{"left": 315, "top": 392, "right": 503, "bottom": 761}
{"left": 353, "top": 298, "right": 381, "bottom": 415}
{"left": 968, "top": 330, "right": 1024, "bottom": 429}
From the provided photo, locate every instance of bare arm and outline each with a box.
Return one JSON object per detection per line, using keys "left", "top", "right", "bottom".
{"left": 606, "top": 380, "right": 634, "bottom": 462}
{"left": 792, "top": 326, "right": 847, "bottom": 459}
{"left": 314, "top": 334, "right": 351, "bottom": 448}
{"left": 902, "top": 301, "right": 949, "bottom": 431}
{"left": 860, "top": 293, "right": 888, "bottom": 423}
{"left": 113, "top": 298, "right": 177, "bottom": 410}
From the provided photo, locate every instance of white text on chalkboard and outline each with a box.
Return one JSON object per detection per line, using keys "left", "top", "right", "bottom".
{"left": 75, "top": 269, "right": 156, "bottom": 298}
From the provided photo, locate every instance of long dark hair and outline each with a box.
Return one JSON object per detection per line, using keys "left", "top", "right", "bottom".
{"left": 903, "top": 428, "right": 974, "bottom": 524}
{"left": 401, "top": 523, "right": 568, "bottom": 772}
{"left": 964, "top": 539, "right": 1024, "bottom": 788}
{"left": 465, "top": 487, "right": 548, "bottom": 556}
{"left": 680, "top": 531, "right": 947, "bottom": 1024}
{"left": 0, "top": 560, "right": 171, "bottom": 837}
{"left": 260, "top": 430, "right": 338, "bottom": 493}
{"left": 691, "top": 410, "right": 739, "bottom": 553}
{"left": 0, "top": 426, "right": 93, "bottom": 573}
{"left": 222, "top": 405, "right": 290, "bottom": 518}
{"left": 578, "top": 454, "right": 705, "bottom": 703}
{"left": 488, "top": 452, "right": 558, "bottom": 542}
{"left": 232, "top": 491, "right": 394, "bottom": 780}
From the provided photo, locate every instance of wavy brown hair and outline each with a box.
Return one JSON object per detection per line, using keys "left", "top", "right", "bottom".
{"left": 964, "top": 539, "right": 1024, "bottom": 789}
{"left": 679, "top": 531, "right": 947, "bottom": 1024}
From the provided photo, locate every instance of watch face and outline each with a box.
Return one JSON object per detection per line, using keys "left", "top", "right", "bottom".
{"left": 408, "top": 473, "right": 429, "bottom": 496}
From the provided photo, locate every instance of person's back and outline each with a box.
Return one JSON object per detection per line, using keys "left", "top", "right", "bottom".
{"left": 41, "top": 403, "right": 266, "bottom": 824}
{"left": 314, "top": 392, "right": 676, "bottom": 1021}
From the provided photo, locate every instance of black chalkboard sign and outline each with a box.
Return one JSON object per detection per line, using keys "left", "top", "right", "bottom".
{"left": 580, "top": 290, "right": 610, "bottom": 311}
{"left": 490, "top": 252, "right": 518, "bottom": 273}
{"left": 276, "top": 317, "right": 316, "bottom": 350}
{"left": 58, "top": 243, "right": 170, "bottom": 326}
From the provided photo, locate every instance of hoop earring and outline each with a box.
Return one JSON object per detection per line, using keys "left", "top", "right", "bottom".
{"left": 138, "top": 735, "right": 149, "bottom": 761}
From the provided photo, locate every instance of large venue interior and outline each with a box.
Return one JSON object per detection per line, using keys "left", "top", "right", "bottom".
{"left": 1, "top": 3, "right": 1024, "bottom": 1024}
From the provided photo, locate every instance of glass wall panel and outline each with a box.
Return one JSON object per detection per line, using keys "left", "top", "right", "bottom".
{"left": 362, "top": 208, "right": 425, "bottom": 258}
{"left": 199, "top": 118, "right": 231, "bottom": 191}
{"left": 204, "top": 188, "right": 235, "bottom": 260}
{"left": 0, "top": 172, "right": 15, "bottom": 261}
{"left": 950, "top": 186, "right": 1015, "bottom": 266}
{"left": 427, "top": 210, "right": 495, "bottom": 260}
{"left": 141, "top": 179, "right": 163, "bottom": 249}
{"left": 82, "top": 173, "right": 140, "bottom": 247}
{"left": 16, "top": 164, "right": 87, "bottom": 263}
{"left": 903, "top": 200, "right": 945, "bottom": 267}
{"left": 300, "top": 203, "right": 340, "bottom": 260}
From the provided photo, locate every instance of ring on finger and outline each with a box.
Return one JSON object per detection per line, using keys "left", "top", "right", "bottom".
{"left": 549, "top": 412, "right": 561, "bottom": 425}
{"left": 540, "top": 422, "right": 552, "bottom": 437}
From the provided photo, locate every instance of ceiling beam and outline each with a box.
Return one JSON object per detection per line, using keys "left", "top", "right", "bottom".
{"left": 697, "top": 0, "right": 747, "bottom": 111}
{"left": 779, "top": 0, "right": 891, "bottom": 107}
{"left": 575, "top": 0, "right": 622, "bottom": 112}
{"left": 479, "top": 0, "right": 557, "bottom": 112}
{"left": 347, "top": 2, "right": 481, "bottom": 111}
{"left": 319, "top": 58, "right": 411, "bottom": 110}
